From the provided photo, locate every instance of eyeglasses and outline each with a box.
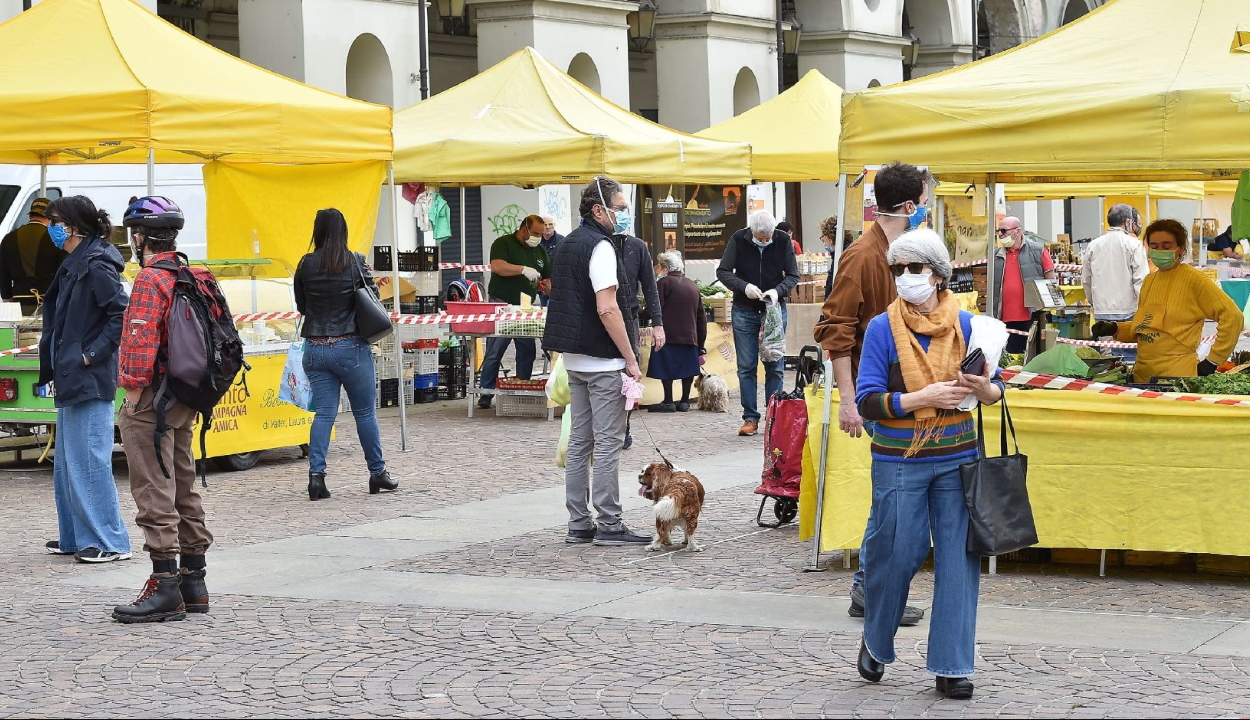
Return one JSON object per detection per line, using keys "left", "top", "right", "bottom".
{"left": 889, "top": 262, "right": 928, "bottom": 277}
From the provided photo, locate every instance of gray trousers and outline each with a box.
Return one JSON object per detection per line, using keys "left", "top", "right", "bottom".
{"left": 565, "top": 369, "right": 627, "bottom": 531}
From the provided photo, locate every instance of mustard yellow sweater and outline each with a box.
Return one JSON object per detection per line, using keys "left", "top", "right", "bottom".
{"left": 1115, "top": 264, "right": 1244, "bottom": 382}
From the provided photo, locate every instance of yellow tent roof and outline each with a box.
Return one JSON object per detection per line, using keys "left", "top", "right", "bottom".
{"left": 934, "top": 181, "right": 1209, "bottom": 201}
{"left": 392, "top": 47, "right": 752, "bottom": 186}
{"left": 0, "top": 0, "right": 391, "bottom": 164}
{"left": 839, "top": 0, "right": 1250, "bottom": 182}
{"left": 696, "top": 69, "right": 842, "bottom": 182}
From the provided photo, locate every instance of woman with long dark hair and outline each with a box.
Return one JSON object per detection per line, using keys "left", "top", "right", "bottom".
{"left": 38, "top": 195, "right": 132, "bottom": 562}
{"left": 293, "top": 208, "right": 397, "bottom": 500}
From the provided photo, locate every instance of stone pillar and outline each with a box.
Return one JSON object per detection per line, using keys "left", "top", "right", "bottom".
{"left": 908, "top": 44, "right": 974, "bottom": 78}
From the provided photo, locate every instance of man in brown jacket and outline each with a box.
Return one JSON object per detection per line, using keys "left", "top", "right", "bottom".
{"left": 812, "top": 162, "right": 928, "bottom": 626}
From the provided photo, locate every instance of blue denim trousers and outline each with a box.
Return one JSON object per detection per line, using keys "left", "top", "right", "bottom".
{"left": 731, "top": 304, "right": 787, "bottom": 423}
{"left": 478, "top": 337, "right": 537, "bottom": 396}
{"left": 304, "top": 338, "right": 386, "bottom": 476}
{"left": 863, "top": 456, "right": 981, "bottom": 677}
{"left": 53, "top": 399, "right": 131, "bottom": 554}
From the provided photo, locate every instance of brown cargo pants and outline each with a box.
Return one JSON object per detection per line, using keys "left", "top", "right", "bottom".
{"left": 118, "top": 385, "right": 213, "bottom": 561}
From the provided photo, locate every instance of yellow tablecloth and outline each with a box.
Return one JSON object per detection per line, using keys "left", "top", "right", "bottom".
{"left": 799, "top": 387, "right": 1250, "bottom": 556}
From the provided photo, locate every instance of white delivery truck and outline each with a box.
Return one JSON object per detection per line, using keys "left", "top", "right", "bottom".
{"left": 0, "top": 164, "right": 208, "bottom": 259}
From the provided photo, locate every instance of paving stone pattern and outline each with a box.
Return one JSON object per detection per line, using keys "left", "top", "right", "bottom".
{"left": 1, "top": 392, "right": 1249, "bottom": 717}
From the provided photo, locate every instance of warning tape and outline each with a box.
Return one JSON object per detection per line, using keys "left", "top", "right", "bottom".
{"left": 1000, "top": 368, "right": 1250, "bottom": 408}
{"left": 0, "top": 344, "right": 38, "bottom": 359}
{"left": 232, "top": 310, "right": 548, "bottom": 325}
{"left": 1003, "top": 328, "right": 1216, "bottom": 350}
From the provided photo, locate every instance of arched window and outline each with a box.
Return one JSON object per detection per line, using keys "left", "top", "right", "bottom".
{"left": 346, "top": 34, "right": 393, "bottom": 107}
{"left": 568, "top": 53, "right": 601, "bottom": 94}
{"left": 732, "top": 67, "right": 760, "bottom": 116}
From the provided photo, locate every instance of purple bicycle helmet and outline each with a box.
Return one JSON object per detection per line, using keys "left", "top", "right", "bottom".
{"left": 123, "top": 195, "right": 184, "bottom": 230}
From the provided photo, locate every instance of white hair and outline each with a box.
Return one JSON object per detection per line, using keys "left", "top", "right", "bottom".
{"left": 887, "top": 228, "right": 953, "bottom": 281}
{"left": 748, "top": 211, "right": 777, "bottom": 237}
{"left": 656, "top": 251, "right": 684, "bottom": 274}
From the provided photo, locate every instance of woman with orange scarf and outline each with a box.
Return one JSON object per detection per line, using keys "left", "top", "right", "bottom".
{"left": 852, "top": 229, "right": 1005, "bottom": 700}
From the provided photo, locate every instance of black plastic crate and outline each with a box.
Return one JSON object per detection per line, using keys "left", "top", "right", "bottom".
{"left": 373, "top": 246, "right": 393, "bottom": 271}
{"left": 439, "top": 366, "right": 468, "bottom": 387}
{"left": 416, "top": 387, "right": 440, "bottom": 404}
{"left": 439, "top": 384, "right": 467, "bottom": 400}
{"left": 418, "top": 246, "right": 438, "bottom": 271}
{"left": 398, "top": 251, "right": 421, "bottom": 272}
{"left": 379, "top": 378, "right": 400, "bottom": 408}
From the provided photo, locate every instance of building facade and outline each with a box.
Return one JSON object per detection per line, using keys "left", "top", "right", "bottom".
{"left": 3, "top": 0, "right": 1109, "bottom": 253}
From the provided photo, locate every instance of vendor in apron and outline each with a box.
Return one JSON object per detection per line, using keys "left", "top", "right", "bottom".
{"left": 1091, "top": 219, "right": 1243, "bottom": 384}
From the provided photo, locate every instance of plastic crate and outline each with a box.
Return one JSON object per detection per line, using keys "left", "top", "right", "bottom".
{"left": 378, "top": 378, "right": 400, "bottom": 408}
{"left": 415, "top": 372, "right": 439, "bottom": 389}
{"left": 496, "top": 378, "right": 547, "bottom": 391}
{"left": 496, "top": 393, "right": 548, "bottom": 417}
{"left": 419, "top": 246, "right": 438, "bottom": 271}
{"left": 439, "top": 384, "right": 467, "bottom": 400}
{"left": 413, "top": 271, "right": 441, "bottom": 297}
{"left": 439, "top": 344, "right": 467, "bottom": 367}
{"left": 413, "top": 350, "right": 438, "bottom": 375}
{"left": 373, "top": 245, "right": 393, "bottom": 271}
{"left": 495, "top": 316, "right": 544, "bottom": 337}
{"left": 444, "top": 301, "right": 505, "bottom": 334}
{"left": 416, "top": 387, "right": 439, "bottom": 404}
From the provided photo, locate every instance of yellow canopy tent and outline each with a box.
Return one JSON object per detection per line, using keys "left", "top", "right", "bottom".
{"left": 839, "top": 0, "right": 1250, "bottom": 182}
{"left": 0, "top": 0, "right": 392, "bottom": 165}
{"left": 392, "top": 47, "right": 751, "bottom": 186}
{"left": 696, "top": 69, "right": 842, "bottom": 182}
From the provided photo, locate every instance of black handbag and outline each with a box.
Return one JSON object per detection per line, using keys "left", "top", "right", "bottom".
{"left": 352, "top": 256, "right": 394, "bottom": 344}
{"left": 959, "top": 392, "right": 1039, "bottom": 556}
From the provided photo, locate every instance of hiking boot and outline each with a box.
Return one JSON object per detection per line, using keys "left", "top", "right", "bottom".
{"left": 45, "top": 540, "right": 74, "bottom": 555}
{"left": 75, "top": 547, "right": 132, "bottom": 564}
{"left": 112, "top": 569, "right": 186, "bottom": 624}
{"left": 369, "top": 470, "right": 399, "bottom": 494}
{"left": 308, "top": 472, "right": 330, "bottom": 501}
{"left": 565, "top": 528, "right": 595, "bottom": 544}
{"left": 179, "top": 569, "right": 209, "bottom": 614}
{"left": 738, "top": 421, "right": 759, "bottom": 436}
{"left": 593, "top": 524, "right": 652, "bottom": 546}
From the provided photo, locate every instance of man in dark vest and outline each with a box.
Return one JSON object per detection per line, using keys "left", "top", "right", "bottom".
{"left": 542, "top": 176, "right": 650, "bottom": 547}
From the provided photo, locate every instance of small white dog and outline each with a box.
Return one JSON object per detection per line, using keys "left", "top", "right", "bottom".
{"left": 694, "top": 372, "right": 729, "bottom": 413}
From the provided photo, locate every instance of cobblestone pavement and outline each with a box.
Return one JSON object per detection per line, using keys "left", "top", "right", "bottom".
{"left": 1, "top": 393, "right": 1249, "bottom": 718}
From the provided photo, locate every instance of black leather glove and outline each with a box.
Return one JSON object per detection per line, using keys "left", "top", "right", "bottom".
{"left": 1090, "top": 320, "right": 1118, "bottom": 338}
{"left": 1197, "top": 359, "right": 1218, "bottom": 376}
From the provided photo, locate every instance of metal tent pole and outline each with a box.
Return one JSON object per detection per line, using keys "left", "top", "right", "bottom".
{"left": 1198, "top": 195, "right": 1206, "bottom": 267}
{"left": 147, "top": 148, "right": 155, "bottom": 195}
{"left": 806, "top": 357, "right": 835, "bottom": 572}
{"left": 389, "top": 163, "right": 408, "bottom": 452}
{"left": 39, "top": 154, "right": 47, "bottom": 197}
{"left": 832, "top": 173, "right": 848, "bottom": 278}
{"left": 985, "top": 174, "right": 997, "bottom": 316}
{"left": 460, "top": 186, "right": 467, "bottom": 279}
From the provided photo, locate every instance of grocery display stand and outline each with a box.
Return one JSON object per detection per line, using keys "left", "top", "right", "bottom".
{"left": 452, "top": 309, "right": 554, "bottom": 421}
{"left": 462, "top": 331, "right": 555, "bottom": 421}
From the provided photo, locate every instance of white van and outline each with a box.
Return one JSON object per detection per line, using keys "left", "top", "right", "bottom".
{"left": 0, "top": 164, "right": 207, "bottom": 260}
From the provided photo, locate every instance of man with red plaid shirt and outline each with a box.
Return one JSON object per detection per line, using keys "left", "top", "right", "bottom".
{"left": 112, "top": 197, "right": 216, "bottom": 624}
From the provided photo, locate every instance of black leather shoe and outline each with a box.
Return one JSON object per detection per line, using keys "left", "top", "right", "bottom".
{"left": 112, "top": 572, "right": 186, "bottom": 624}
{"left": 308, "top": 472, "right": 330, "bottom": 501}
{"left": 935, "top": 676, "right": 974, "bottom": 699}
{"left": 857, "top": 640, "right": 884, "bottom": 682}
{"left": 369, "top": 470, "right": 399, "bottom": 494}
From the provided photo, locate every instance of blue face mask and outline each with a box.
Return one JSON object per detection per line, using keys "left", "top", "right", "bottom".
{"left": 48, "top": 224, "right": 69, "bottom": 249}
{"left": 612, "top": 206, "right": 632, "bottom": 235}
{"left": 751, "top": 235, "right": 773, "bottom": 249}
{"left": 908, "top": 206, "right": 929, "bottom": 230}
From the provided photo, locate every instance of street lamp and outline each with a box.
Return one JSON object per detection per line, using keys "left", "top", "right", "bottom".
{"left": 782, "top": 9, "right": 801, "bottom": 55}
{"left": 627, "top": 0, "right": 658, "bottom": 53}
{"left": 436, "top": 0, "right": 469, "bottom": 36}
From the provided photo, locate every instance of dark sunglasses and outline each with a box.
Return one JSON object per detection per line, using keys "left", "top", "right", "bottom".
{"left": 889, "top": 262, "right": 928, "bottom": 277}
{"left": 996, "top": 227, "right": 1014, "bottom": 235}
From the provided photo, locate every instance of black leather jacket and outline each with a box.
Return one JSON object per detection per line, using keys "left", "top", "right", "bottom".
{"left": 294, "top": 250, "right": 378, "bottom": 338}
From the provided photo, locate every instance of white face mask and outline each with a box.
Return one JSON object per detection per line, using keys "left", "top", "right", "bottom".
{"left": 525, "top": 235, "right": 541, "bottom": 248}
{"left": 895, "top": 271, "right": 936, "bottom": 305}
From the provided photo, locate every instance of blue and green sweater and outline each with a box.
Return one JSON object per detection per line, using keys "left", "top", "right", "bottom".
{"left": 854, "top": 310, "right": 1004, "bottom": 462}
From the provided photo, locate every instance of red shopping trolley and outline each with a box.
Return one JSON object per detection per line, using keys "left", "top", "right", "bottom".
{"left": 754, "top": 346, "right": 821, "bottom": 527}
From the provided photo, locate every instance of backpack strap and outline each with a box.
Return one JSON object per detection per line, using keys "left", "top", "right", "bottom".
{"left": 151, "top": 374, "right": 175, "bottom": 480}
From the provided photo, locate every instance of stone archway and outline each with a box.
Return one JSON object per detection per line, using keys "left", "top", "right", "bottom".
{"left": 978, "top": 0, "right": 1026, "bottom": 55}
{"left": 346, "top": 33, "right": 393, "bottom": 107}
{"left": 567, "top": 53, "right": 601, "bottom": 94}
{"left": 1061, "top": 0, "right": 1093, "bottom": 25}
{"left": 902, "top": 0, "right": 956, "bottom": 47}
{"left": 732, "top": 67, "right": 760, "bottom": 116}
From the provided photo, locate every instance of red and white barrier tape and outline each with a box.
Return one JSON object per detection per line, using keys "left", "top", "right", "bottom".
{"left": 1002, "top": 328, "right": 1217, "bottom": 350}
{"left": 232, "top": 310, "right": 548, "bottom": 325}
{"left": 1000, "top": 368, "right": 1250, "bottom": 408}
{"left": 0, "top": 344, "right": 38, "bottom": 359}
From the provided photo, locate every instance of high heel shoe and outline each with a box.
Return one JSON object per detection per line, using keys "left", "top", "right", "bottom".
{"left": 857, "top": 639, "right": 884, "bottom": 682}
{"left": 308, "top": 472, "right": 330, "bottom": 501}
{"left": 368, "top": 470, "right": 398, "bottom": 494}
{"left": 935, "top": 676, "right": 974, "bottom": 699}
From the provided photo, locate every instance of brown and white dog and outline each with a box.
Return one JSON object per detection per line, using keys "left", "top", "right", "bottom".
{"left": 638, "top": 461, "right": 706, "bottom": 552}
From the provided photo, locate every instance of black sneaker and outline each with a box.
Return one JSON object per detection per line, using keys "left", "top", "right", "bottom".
{"left": 565, "top": 528, "right": 595, "bottom": 544}
{"left": 477, "top": 395, "right": 493, "bottom": 410}
{"left": 45, "top": 541, "right": 74, "bottom": 555}
{"left": 593, "top": 524, "right": 652, "bottom": 546}
{"left": 75, "top": 547, "right": 132, "bottom": 564}
{"left": 849, "top": 584, "right": 925, "bottom": 626}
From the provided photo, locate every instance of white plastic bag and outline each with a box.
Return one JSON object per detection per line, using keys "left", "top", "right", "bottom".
{"left": 555, "top": 410, "right": 572, "bottom": 469}
{"left": 958, "top": 315, "right": 1009, "bottom": 412}
{"left": 758, "top": 300, "right": 786, "bottom": 363}
{"left": 278, "top": 340, "right": 315, "bottom": 412}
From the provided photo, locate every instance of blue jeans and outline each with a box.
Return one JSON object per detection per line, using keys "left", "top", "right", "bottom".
{"left": 863, "top": 456, "right": 980, "bottom": 677}
{"left": 304, "top": 338, "right": 386, "bottom": 476}
{"left": 731, "top": 304, "right": 787, "bottom": 423}
{"left": 479, "top": 337, "right": 537, "bottom": 397}
{"left": 53, "top": 399, "right": 131, "bottom": 554}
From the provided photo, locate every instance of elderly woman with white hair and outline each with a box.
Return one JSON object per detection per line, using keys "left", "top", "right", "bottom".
{"left": 643, "top": 251, "right": 707, "bottom": 412}
{"left": 852, "top": 228, "right": 1004, "bottom": 700}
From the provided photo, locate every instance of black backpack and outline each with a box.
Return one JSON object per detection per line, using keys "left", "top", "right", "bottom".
{"left": 149, "top": 254, "right": 249, "bottom": 487}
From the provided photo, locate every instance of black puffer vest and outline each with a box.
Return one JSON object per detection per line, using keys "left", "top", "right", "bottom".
{"left": 542, "top": 218, "right": 639, "bottom": 360}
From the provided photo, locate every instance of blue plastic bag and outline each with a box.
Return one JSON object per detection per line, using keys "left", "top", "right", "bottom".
{"left": 278, "top": 340, "right": 315, "bottom": 411}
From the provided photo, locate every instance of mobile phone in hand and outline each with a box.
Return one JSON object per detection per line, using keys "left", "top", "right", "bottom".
{"left": 960, "top": 347, "right": 987, "bottom": 376}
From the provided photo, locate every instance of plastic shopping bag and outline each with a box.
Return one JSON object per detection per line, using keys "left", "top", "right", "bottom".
{"left": 958, "top": 315, "right": 1009, "bottom": 411}
{"left": 759, "top": 300, "right": 786, "bottom": 363}
{"left": 546, "top": 353, "right": 570, "bottom": 407}
{"left": 278, "top": 340, "right": 315, "bottom": 411}
{"left": 556, "top": 410, "right": 572, "bottom": 469}
{"left": 621, "top": 372, "right": 645, "bottom": 411}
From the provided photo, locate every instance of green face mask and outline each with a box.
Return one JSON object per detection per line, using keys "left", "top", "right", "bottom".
{"left": 1148, "top": 248, "right": 1179, "bottom": 270}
